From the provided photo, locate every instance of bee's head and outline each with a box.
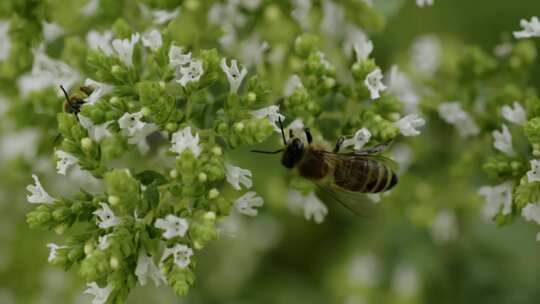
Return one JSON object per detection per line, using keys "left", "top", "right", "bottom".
{"left": 281, "top": 137, "right": 304, "bottom": 168}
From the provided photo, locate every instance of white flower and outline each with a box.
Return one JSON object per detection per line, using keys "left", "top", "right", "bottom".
{"left": 526, "top": 159, "right": 540, "bottom": 183}
{"left": 118, "top": 111, "right": 146, "bottom": 137}
{"left": 342, "top": 128, "right": 371, "bottom": 151}
{"left": 55, "top": 150, "right": 78, "bottom": 175}
{"left": 86, "top": 30, "right": 114, "bottom": 56}
{"left": 431, "top": 210, "right": 458, "bottom": 244}
{"left": 416, "top": 0, "right": 434, "bottom": 7}
{"left": 522, "top": 202, "right": 540, "bottom": 225}
{"left": 304, "top": 192, "right": 328, "bottom": 224}
{"left": 81, "top": 0, "right": 100, "bottom": 17}
{"left": 251, "top": 105, "right": 285, "bottom": 132}
{"left": 208, "top": 2, "right": 246, "bottom": 28}
{"left": 478, "top": 182, "right": 513, "bottom": 219}
{"left": 347, "top": 254, "right": 379, "bottom": 287}
{"left": 0, "top": 20, "right": 11, "bottom": 61}
{"left": 513, "top": 17, "right": 540, "bottom": 39}
{"left": 154, "top": 214, "right": 189, "bottom": 239}
{"left": 343, "top": 24, "right": 367, "bottom": 59}
{"left": 97, "top": 234, "right": 110, "bottom": 250}
{"left": 135, "top": 248, "right": 164, "bottom": 286}
{"left": 142, "top": 29, "right": 163, "bottom": 51}
{"left": 93, "top": 202, "right": 119, "bottom": 229}
{"left": 79, "top": 115, "right": 113, "bottom": 143}
{"left": 168, "top": 45, "right": 192, "bottom": 67}
{"left": 225, "top": 163, "right": 252, "bottom": 190}
{"left": 161, "top": 244, "right": 193, "bottom": 269}
{"left": 176, "top": 59, "right": 204, "bottom": 86}
{"left": 387, "top": 66, "right": 420, "bottom": 114}
{"left": 112, "top": 33, "right": 140, "bottom": 67}
{"left": 392, "top": 144, "right": 413, "bottom": 175}
{"left": 83, "top": 78, "right": 114, "bottom": 105}
{"left": 501, "top": 102, "right": 527, "bottom": 125}
{"left": 218, "top": 25, "right": 237, "bottom": 52}
{"left": 220, "top": 58, "right": 248, "bottom": 93}
{"left": 234, "top": 191, "right": 264, "bottom": 217}
{"left": 321, "top": 0, "right": 345, "bottom": 38}
{"left": 239, "top": 0, "right": 262, "bottom": 11}
{"left": 84, "top": 282, "right": 112, "bottom": 304}
{"left": 46, "top": 243, "right": 67, "bottom": 263}
{"left": 410, "top": 35, "right": 441, "bottom": 77}
{"left": 17, "top": 45, "right": 81, "bottom": 97}
{"left": 437, "top": 102, "right": 479, "bottom": 137}
{"left": 170, "top": 126, "right": 201, "bottom": 157}
{"left": 284, "top": 74, "right": 303, "bottom": 97}
{"left": 392, "top": 264, "right": 420, "bottom": 298}
{"left": 42, "top": 21, "right": 64, "bottom": 43}
{"left": 494, "top": 42, "right": 513, "bottom": 58}
{"left": 291, "top": 0, "right": 312, "bottom": 30}
{"left": 353, "top": 38, "right": 374, "bottom": 62}
{"left": 364, "top": 68, "right": 386, "bottom": 100}
{"left": 239, "top": 35, "right": 269, "bottom": 67}
{"left": 493, "top": 124, "right": 515, "bottom": 156}
{"left": 26, "top": 174, "right": 55, "bottom": 204}
{"left": 394, "top": 114, "right": 426, "bottom": 137}
{"left": 152, "top": 8, "right": 180, "bottom": 24}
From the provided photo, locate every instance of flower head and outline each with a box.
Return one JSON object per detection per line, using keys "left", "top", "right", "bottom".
{"left": 169, "top": 45, "right": 192, "bottom": 68}
{"left": 416, "top": 0, "right": 434, "bottom": 7}
{"left": 478, "top": 182, "right": 513, "bottom": 219}
{"left": 112, "top": 33, "right": 140, "bottom": 67}
{"left": 303, "top": 192, "right": 328, "bottom": 224}
{"left": 86, "top": 30, "right": 114, "bottom": 56}
{"left": 177, "top": 59, "right": 204, "bottom": 86}
{"left": 142, "top": 29, "right": 163, "bottom": 51}
{"left": 220, "top": 58, "right": 248, "bottom": 93}
{"left": 522, "top": 203, "right": 540, "bottom": 225}
{"left": 251, "top": 105, "right": 285, "bottom": 132}
{"left": 234, "top": 191, "right": 264, "bottom": 217}
{"left": 26, "top": 174, "right": 55, "bottom": 204}
{"left": 501, "top": 102, "right": 527, "bottom": 125}
{"left": 135, "top": 248, "right": 164, "bottom": 286}
{"left": 513, "top": 16, "right": 540, "bottom": 39}
{"left": 154, "top": 214, "right": 189, "bottom": 239}
{"left": 93, "top": 202, "right": 119, "bottom": 229}
{"left": 364, "top": 68, "right": 386, "bottom": 100}
{"left": 493, "top": 124, "right": 515, "bottom": 156}
{"left": 437, "top": 102, "right": 479, "bottom": 138}
{"left": 394, "top": 114, "right": 426, "bottom": 137}
{"left": 84, "top": 282, "right": 112, "bottom": 304}
{"left": 161, "top": 244, "right": 193, "bottom": 269}
{"left": 118, "top": 111, "right": 146, "bottom": 137}
{"left": 170, "top": 126, "right": 201, "bottom": 157}
{"left": 0, "top": 20, "right": 11, "bottom": 62}
{"left": 55, "top": 150, "right": 78, "bottom": 175}
{"left": 46, "top": 243, "right": 67, "bottom": 263}
{"left": 526, "top": 159, "right": 540, "bottom": 183}
{"left": 342, "top": 128, "right": 371, "bottom": 151}
{"left": 225, "top": 163, "right": 253, "bottom": 190}
{"left": 78, "top": 115, "right": 113, "bottom": 143}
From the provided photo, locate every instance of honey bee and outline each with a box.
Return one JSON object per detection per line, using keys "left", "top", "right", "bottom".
{"left": 59, "top": 85, "right": 92, "bottom": 115}
{"left": 252, "top": 118, "right": 398, "bottom": 214}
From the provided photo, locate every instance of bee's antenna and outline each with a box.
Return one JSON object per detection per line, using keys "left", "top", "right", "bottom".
{"left": 59, "top": 85, "right": 73, "bottom": 105}
{"left": 251, "top": 149, "right": 284, "bottom": 154}
{"left": 278, "top": 117, "right": 287, "bottom": 145}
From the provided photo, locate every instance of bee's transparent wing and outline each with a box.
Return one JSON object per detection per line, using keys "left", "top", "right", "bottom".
{"left": 314, "top": 182, "right": 374, "bottom": 217}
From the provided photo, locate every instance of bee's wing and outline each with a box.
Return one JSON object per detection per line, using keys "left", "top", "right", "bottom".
{"left": 321, "top": 149, "right": 399, "bottom": 173}
{"left": 314, "top": 182, "right": 373, "bottom": 217}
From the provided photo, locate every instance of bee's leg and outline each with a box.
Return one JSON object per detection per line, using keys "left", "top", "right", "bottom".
{"left": 304, "top": 128, "right": 313, "bottom": 144}
{"left": 333, "top": 136, "right": 345, "bottom": 152}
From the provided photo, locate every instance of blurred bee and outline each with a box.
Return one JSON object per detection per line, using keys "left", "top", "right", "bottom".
{"left": 252, "top": 118, "right": 398, "bottom": 215}
{"left": 59, "top": 84, "right": 93, "bottom": 115}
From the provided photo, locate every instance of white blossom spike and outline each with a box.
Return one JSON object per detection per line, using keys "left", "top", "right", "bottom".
{"left": 84, "top": 282, "right": 112, "bottom": 304}
{"left": 93, "top": 202, "right": 119, "bottom": 229}
{"left": 118, "top": 111, "right": 146, "bottom": 137}
{"left": 526, "top": 159, "right": 540, "bottom": 183}
{"left": 26, "top": 174, "right": 55, "bottom": 204}
{"left": 522, "top": 202, "right": 540, "bottom": 225}
{"left": 493, "top": 124, "right": 515, "bottom": 156}
{"left": 0, "top": 20, "right": 11, "bottom": 62}
{"left": 112, "top": 33, "right": 140, "bottom": 67}
{"left": 220, "top": 58, "right": 248, "bottom": 93}
{"left": 225, "top": 163, "right": 253, "bottom": 190}
{"left": 86, "top": 30, "right": 114, "bottom": 56}
{"left": 234, "top": 191, "right": 264, "bottom": 217}
{"left": 394, "top": 114, "right": 426, "bottom": 137}
{"left": 177, "top": 59, "right": 204, "bottom": 86}
{"left": 135, "top": 248, "right": 164, "bottom": 286}
{"left": 364, "top": 68, "right": 386, "bottom": 100}
{"left": 342, "top": 128, "right": 371, "bottom": 151}
{"left": 251, "top": 105, "right": 285, "bottom": 132}
{"left": 478, "top": 182, "right": 513, "bottom": 219}
{"left": 170, "top": 126, "right": 201, "bottom": 157}
{"left": 154, "top": 214, "right": 189, "bottom": 239}
{"left": 46, "top": 243, "right": 67, "bottom": 263}
{"left": 142, "top": 29, "right": 163, "bottom": 51}
{"left": 55, "top": 150, "right": 78, "bottom": 175}
{"left": 168, "top": 45, "right": 192, "bottom": 67}
{"left": 513, "top": 16, "right": 540, "bottom": 39}
{"left": 161, "top": 244, "right": 193, "bottom": 269}
{"left": 501, "top": 102, "right": 527, "bottom": 125}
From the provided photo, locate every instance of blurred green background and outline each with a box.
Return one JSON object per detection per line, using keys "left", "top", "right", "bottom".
{"left": 1, "top": 0, "right": 540, "bottom": 303}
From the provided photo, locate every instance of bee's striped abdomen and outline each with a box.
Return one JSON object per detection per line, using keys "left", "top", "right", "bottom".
{"left": 334, "top": 159, "right": 397, "bottom": 193}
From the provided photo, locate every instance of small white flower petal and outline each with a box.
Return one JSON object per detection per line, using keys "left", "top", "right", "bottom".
{"left": 112, "top": 33, "right": 140, "bottom": 67}
{"left": 364, "top": 68, "right": 386, "bottom": 100}
{"left": 234, "top": 191, "right": 264, "bottom": 217}
{"left": 303, "top": 192, "right": 328, "bottom": 224}
{"left": 42, "top": 21, "right": 65, "bottom": 43}
{"left": 493, "top": 124, "right": 515, "bottom": 156}
{"left": 168, "top": 45, "right": 192, "bottom": 67}
{"left": 437, "top": 102, "right": 479, "bottom": 138}
{"left": 342, "top": 128, "right": 371, "bottom": 151}
{"left": 135, "top": 248, "right": 164, "bottom": 286}
{"left": 526, "top": 159, "right": 540, "bottom": 183}
{"left": 353, "top": 39, "right": 374, "bottom": 62}
{"left": 84, "top": 282, "right": 112, "bottom": 304}
{"left": 93, "top": 202, "right": 119, "bottom": 229}
{"left": 97, "top": 234, "right": 110, "bottom": 250}
{"left": 142, "top": 29, "right": 163, "bottom": 51}
{"left": 513, "top": 16, "right": 540, "bottom": 39}
{"left": 501, "top": 102, "right": 527, "bottom": 125}
{"left": 152, "top": 8, "right": 180, "bottom": 25}
{"left": 522, "top": 202, "right": 540, "bottom": 225}
{"left": 160, "top": 244, "right": 193, "bottom": 269}
{"left": 284, "top": 74, "right": 303, "bottom": 97}
{"left": 394, "top": 114, "right": 425, "bottom": 137}
{"left": 86, "top": 30, "right": 114, "bottom": 56}
{"left": 170, "top": 126, "right": 201, "bottom": 157}
{"left": 118, "top": 111, "right": 146, "bottom": 137}
{"left": 177, "top": 59, "right": 204, "bottom": 86}
{"left": 410, "top": 35, "right": 441, "bottom": 77}
{"left": 225, "top": 163, "right": 252, "bottom": 190}
{"left": 154, "top": 214, "right": 189, "bottom": 239}
{"left": 81, "top": 0, "right": 100, "bottom": 17}
{"left": 416, "top": 0, "right": 434, "bottom": 7}
{"left": 26, "top": 174, "right": 55, "bottom": 204}
{"left": 220, "top": 58, "right": 248, "bottom": 93}
{"left": 478, "top": 182, "right": 513, "bottom": 219}
{"left": 46, "top": 243, "right": 67, "bottom": 263}
{"left": 83, "top": 78, "right": 114, "bottom": 105}
{"left": 251, "top": 105, "right": 285, "bottom": 132}
{"left": 55, "top": 150, "right": 78, "bottom": 175}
